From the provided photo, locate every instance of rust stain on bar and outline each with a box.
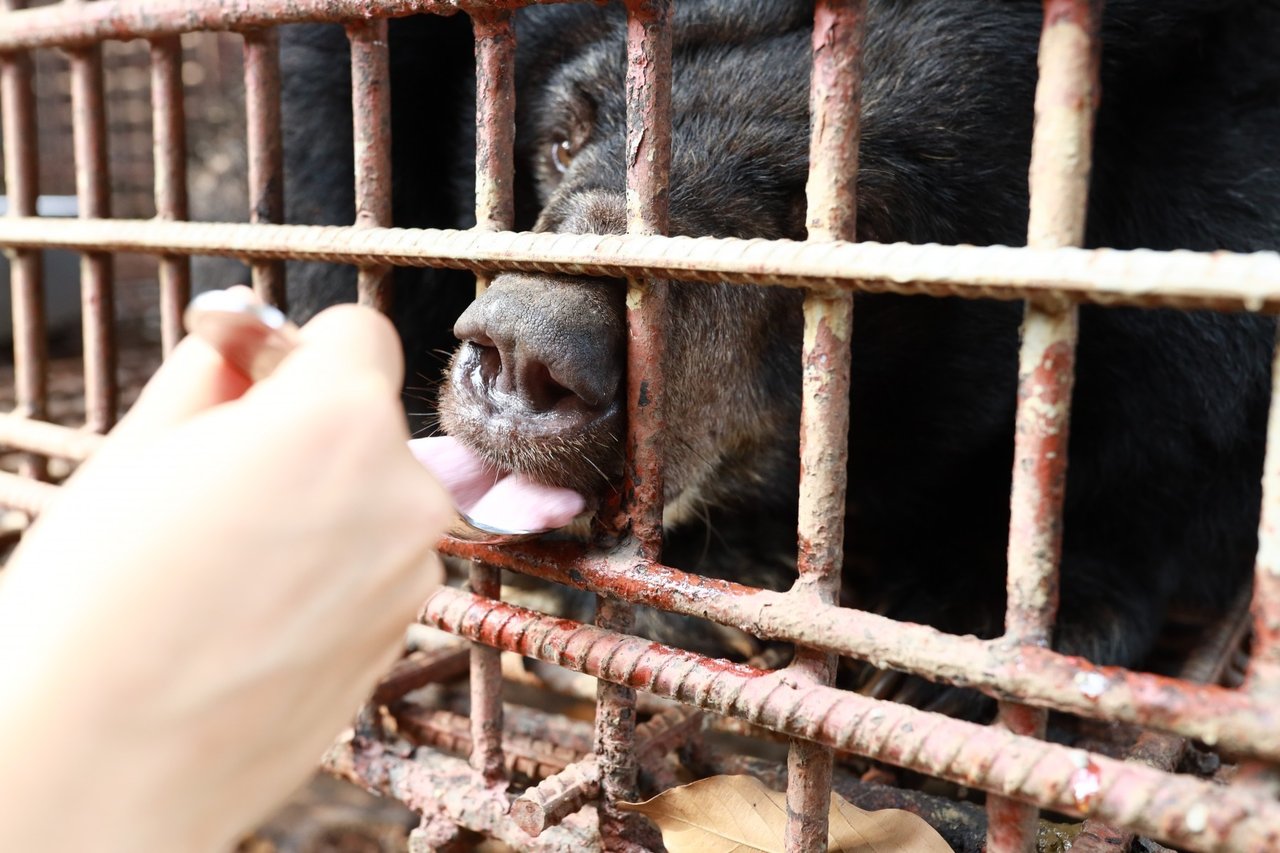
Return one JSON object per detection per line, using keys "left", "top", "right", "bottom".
{"left": 1, "top": 218, "right": 1278, "bottom": 313}
{"left": 990, "top": 2, "right": 1099, "bottom": 849}
{"left": 0, "top": 3, "right": 48, "bottom": 481}
{"left": 149, "top": 34, "right": 191, "bottom": 356}
{"left": 347, "top": 18, "right": 394, "bottom": 313}
{"left": 786, "top": 1, "right": 863, "bottom": 849}
{"left": 243, "top": 27, "right": 286, "bottom": 309}
{"left": 68, "top": 33, "right": 118, "bottom": 434}
{"left": 466, "top": 6, "right": 517, "bottom": 787}
{"left": 422, "top": 586, "right": 1280, "bottom": 853}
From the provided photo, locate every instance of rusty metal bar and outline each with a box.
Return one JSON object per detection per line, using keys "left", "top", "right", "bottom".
{"left": 585, "top": 3, "right": 673, "bottom": 846}
{"left": 1250, "top": 324, "right": 1280, "bottom": 687}
{"left": 149, "top": 34, "right": 190, "bottom": 356}
{"left": 784, "top": 1, "right": 863, "bottom": 849}
{"left": 989, "top": 3, "right": 1100, "bottom": 849}
{"left": 243, "top": 28, "right": 286, "bottom": 309}
{"left": 0, "top": 469, "right": 61, "bottom": 514}
{"left": 510, "top": 707, "right": 703, "bottom": 837}
{"left": 510, "top": 756, "right": 601, "bottom": 837}
{"left": 1074, "top": 592, "right": 1252, "bottom": 853}
{"left": 2, "top": 218, "right": 1276, "bottom": 313}
{"left": 471, "top": 10, "right": 514, "bottom": 244}
{"left": 347, "top": 18, "right": 394, "bottom": 312}
{"left": 422, "top": 586, "right": 1280, "bottom": 853}
{"left": 464, "top": 6, "right": 517, "bottom": 788}
{"left": 0, "top": 0, "right": 579, "bottom": 52}
{"left": 439, "top": 539, "right": 1280, "bottom": 763}
{"left": 370, "top": 644, "right": 470, "bottom": 705}
{"left": 325, "top": 735, "right": 602, "bottom": 851}
{"left": 391, "top": 704, "right": 589, "bottom": 780}
{"left": 0, "top": 415, "right": 104, "bottom": 460}
{"left": 67, "top": 27, "right": 118, "bottom": 434}
{"left": 0, "top": 0, "right": 48, "bottom": 481}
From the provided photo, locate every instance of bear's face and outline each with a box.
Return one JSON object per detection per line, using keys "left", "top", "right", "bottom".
{"left": 439, "top": 0, "right": 1040, "bottom": 521}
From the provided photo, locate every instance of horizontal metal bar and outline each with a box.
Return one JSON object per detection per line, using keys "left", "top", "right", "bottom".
{"left": 438, "top": 539, "right": 1280, "bottom": 763}
{"left": 421, "top": 585, "right": 1280, "bottom": 853}
{"left": 325, "top": 733, "right": 601, "bottom": 851}
{"left": 0, "top": 415, "right": 105, "bottom": 460}
{"left": 0, "top": 469, "right": 61, "bottom": 514}
{"left": 0, "top": 0, "right": 574, "bottom": 51}
{"left": 0, "top": 218, "right": 1276, "bottom": 313}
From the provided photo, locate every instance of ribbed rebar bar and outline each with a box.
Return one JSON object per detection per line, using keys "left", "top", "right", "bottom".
{"left": 439, "top": 538, "right": 1280, "bottom": 764}
{"left": 422, "top": 586, "right": 1280, "bottom": 853}
{"left": 0, "top": 218, "right": 1275, "bottom": 313}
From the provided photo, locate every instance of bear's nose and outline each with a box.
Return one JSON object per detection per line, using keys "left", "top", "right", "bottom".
{"left": 452, "top": 272, "right": 625, "bottom": 422}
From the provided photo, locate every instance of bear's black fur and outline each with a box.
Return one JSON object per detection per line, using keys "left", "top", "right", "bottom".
{"left": 282, "top": 1, "right": 1280, "bottom": 714}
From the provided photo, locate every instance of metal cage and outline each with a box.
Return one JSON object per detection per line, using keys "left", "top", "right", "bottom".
{"left": 2, "top": 0, "right": 1280, "bottom": 851}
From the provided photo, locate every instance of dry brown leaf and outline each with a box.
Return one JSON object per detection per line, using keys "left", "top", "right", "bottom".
{"left": 619, "top": 774, "right": 954, "bottom": 853}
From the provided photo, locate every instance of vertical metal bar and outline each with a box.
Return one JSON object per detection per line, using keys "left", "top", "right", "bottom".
{"left": 67, "top": 4, "right": 117, "bottom": 434}
{"left": 1, "top": 0, "right": 47, "bottom": 481}
{"left": 987, "top": 1, "right": 1100, "bottom": 851}
{"left": 1248, "top": 328, "right": 1280, "bottom": 687}
{"left": 347, "top": 18, "right": 394, "bottom": 314}
{"left": 466, "top": 8, "right": 515, "bottom": 787}
{"left": 150, "top": 34, "right": 190, "bottom": 356}
{"left": 593, "top": 0, "right": 671, "bottom": 846}
{"left": 243, "top": 27, "right": 286, "bottom": 310}
{"left": 785, "top": 3, "right": 862, "bottom": 850}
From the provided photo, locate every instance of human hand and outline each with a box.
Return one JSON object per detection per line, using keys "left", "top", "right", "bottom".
{"left": 0, "top": 305, "right": 450, "bottom": 853}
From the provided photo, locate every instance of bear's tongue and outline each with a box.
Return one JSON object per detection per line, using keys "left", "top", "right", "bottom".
{"left": 407, "top": 436, "right": 585, "bottom": 533}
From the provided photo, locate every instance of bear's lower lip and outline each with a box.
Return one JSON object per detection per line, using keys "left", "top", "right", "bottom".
{"left": 440, "top": 376, "right": 625, "bottom": 494}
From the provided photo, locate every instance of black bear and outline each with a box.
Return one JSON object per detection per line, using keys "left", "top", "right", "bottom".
{"left": 283, "top": 0, "right": 1280, "bottom": 714}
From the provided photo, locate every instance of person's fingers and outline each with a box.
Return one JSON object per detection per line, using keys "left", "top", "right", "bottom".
{"left": 254, "top": 304, "right": 404, "bottom": 401}
{"left": 111, "top": 335, "right": 254, "bottom": 442}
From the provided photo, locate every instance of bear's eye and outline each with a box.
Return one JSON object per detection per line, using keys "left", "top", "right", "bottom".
{"left": 551, "top": 137, "right": 576, "bottom": 174}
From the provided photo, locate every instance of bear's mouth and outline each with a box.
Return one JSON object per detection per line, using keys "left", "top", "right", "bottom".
{"left": 438, "top": 348, "right": 626, "bottom": 496}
